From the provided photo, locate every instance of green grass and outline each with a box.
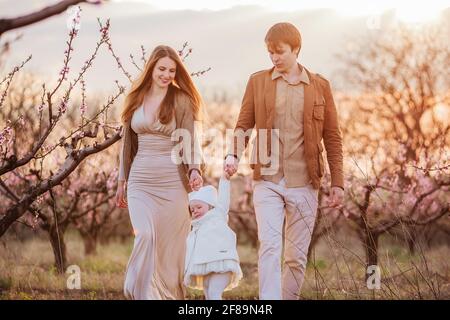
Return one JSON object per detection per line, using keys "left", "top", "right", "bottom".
{"left": 1, "top": 231, "right": 449, "bottom": 300}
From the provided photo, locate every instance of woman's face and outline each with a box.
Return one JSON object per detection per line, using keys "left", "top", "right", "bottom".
{"left": 152, "top": 56, "right": 176, "bottom": 89}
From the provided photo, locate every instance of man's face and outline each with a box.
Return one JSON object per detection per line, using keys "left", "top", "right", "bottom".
{"left": 267, "top": 42, "right": 299, "bottom": 73}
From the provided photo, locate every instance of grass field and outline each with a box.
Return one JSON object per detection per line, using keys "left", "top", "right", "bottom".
{"left": 1, "top": 230, "right": 449, "bottom": 300}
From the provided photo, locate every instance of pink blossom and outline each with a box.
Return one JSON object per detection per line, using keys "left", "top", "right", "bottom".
{"left": 42, "top": 144, "right": 54, "bottom": 153}
{"left": 35, "top": 195, "right": 45, "bottom": 206}
{"left": 59, "top": 100, "right": 68, "bottom": 114}
{"left": 80, "top": 103, "right": 87, "bottom": 115}
{"left": 18, "top": 115, "right": 25, "bottom": 126}
{"left": 403, "top": 192, "right": 416, "bottom": 208}
{"left": 75, "top": 131, "right": 85, "bottom": 139}
{"left": 428, "top": 200, "right": 439, "bottom": 213}
{"left": 59, "top": 72, "right": 68, "bottom": 81}
{"left": 6, "top": 173, "right": 21, "bottom": 185}
{"left": 0, "top": 126, "right": 12, "bottom": 146}
{"left": 0, "top": 132, "right": 6, "bottom": 146}
{"left": 417, "top": 175, "right": 434, "bottom": 193}
{"left": 396, "top": 144, "right": 407, "bottom": 162}
{"left": 100, "top": 25, "right": 109, "bottom": 38}
{"left": 106, "top": 169, "right": 118, "bottom": 189}
{"left": 67, "top": 188, "right": 75, "bottom": 197}
{"left": 60, "top": 66, "right": 70, "bottom": 76}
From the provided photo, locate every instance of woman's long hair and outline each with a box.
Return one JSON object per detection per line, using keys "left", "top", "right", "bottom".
{"left": 121, "top": 45, "right": 202, "bottom": 125}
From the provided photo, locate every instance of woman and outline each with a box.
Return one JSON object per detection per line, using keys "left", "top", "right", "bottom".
{"left": 116, "top": 45, "right": 204, "bottom": 300}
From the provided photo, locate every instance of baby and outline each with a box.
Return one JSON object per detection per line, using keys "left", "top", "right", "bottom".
{"left": 184, "top": 173, "right": 243, "bottom": 300}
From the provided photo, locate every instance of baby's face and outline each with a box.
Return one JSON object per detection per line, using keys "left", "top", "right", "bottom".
{"left": 189, "top": 200, "right": 210, "bottom": 219}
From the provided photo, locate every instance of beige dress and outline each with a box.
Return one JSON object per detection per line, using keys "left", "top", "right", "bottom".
{"left": 121, "top": 104, "right": 190, "bottom": 300}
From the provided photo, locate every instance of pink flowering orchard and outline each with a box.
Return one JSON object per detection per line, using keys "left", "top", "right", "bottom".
{"left": 0, "top": 9, "right": 125, "bottom": 241}
{"left": 0, "top": 0, "right": 449, "bottom": 300}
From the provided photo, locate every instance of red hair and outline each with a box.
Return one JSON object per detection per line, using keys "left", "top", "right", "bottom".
{"left": 121, "top": 45, "right": 202, "bottom": 124}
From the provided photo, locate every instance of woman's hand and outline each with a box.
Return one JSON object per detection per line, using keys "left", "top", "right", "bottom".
{"left": 189, "top": 169, "right": 203, "bottom": 191}
{"left": 115, "top": 182, "right": 128, "bottom": 208}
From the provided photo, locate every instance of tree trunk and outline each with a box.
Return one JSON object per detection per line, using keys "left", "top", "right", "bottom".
{"left": 48, "top": 227, "right": 67, "bottom": 273}
{"left": 82, "top": 233, "right": 97, "bottom": 256}
{"left": 363, "top": 229, "right": 379, "bottom": 280}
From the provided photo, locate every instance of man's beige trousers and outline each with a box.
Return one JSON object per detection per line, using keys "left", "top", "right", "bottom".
{"left": 252, "top": 178, "right": 319, "bottom": 300}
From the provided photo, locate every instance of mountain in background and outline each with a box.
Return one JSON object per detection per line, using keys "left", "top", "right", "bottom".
{"left": 1, "top": 1, "right": 449, "bottom": 100}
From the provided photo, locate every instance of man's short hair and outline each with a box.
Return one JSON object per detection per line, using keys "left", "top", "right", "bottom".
{"left": 265, "top": 22, "right": 302, "bottom": 54}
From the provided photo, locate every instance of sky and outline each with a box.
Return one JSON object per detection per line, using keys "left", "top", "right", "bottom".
{"left": 112, "top": 0, "right": 449, "bottom": 21}
{"left": 1, "top": 0, "right": 449, "bottom": 100}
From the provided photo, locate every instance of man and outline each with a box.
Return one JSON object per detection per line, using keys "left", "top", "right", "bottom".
{"left": 224, "top": 22, "right": 344, "bottom": 300}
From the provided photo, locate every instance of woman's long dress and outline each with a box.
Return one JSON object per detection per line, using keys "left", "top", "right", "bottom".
{"left": 122, "top": 105, "right": 190, "bottom": 299}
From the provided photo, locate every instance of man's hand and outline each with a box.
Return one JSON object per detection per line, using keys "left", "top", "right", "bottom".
{"left": 224, "top": 155, "right": 238, "bottom": 177}
{"left": 189, "top": 169, "right": 203, "bottom": 191}
{"left": 328, "top": 186, "right": 344, "bottom": 208}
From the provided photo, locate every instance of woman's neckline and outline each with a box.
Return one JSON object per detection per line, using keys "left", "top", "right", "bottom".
{"left": 142, "top": 102, "right": 166, "bottom": 128}
{"left": 142, "top": 93, "right": 164, "bottom": 126}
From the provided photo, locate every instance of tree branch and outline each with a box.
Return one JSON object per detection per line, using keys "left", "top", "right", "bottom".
{"left": 0, "top": 0, "right": 88, "bottom": 37}
{"left": 0, "top": 130, "right": 121, "bottom": 236}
